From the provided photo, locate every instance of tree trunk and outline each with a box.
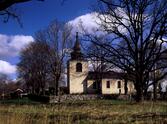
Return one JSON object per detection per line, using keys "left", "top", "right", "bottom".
{"left": 55, "top": 76, "right": 60, "bottom": 96}
{"left": 135, "top": 80, "right": 144, "bottom": 102}
{"left": 136, "top": 89, "right": 144, "bottom": 102}
{"left": 124, "top": 79, "right": 128, "bottom": 95}
{"left": 143, "top": 88, "right": 148, "bottom": 100}
{"left": 153, "top": 81, "right": 157, "bottom": 101}
{"left": 42, "top": 87, "right": 45, "bottom": 95}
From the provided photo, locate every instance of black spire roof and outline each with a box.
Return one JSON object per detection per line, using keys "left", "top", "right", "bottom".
{"left": 73, "top": 32, "right": 80, "bottom": 51}
{"left": 71, "top": 32, "right": 83, "bottom": 60}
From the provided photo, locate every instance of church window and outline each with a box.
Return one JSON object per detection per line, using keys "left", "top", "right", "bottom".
{"left": 118, "top": 81, "right": 121, "bottom": 88}
{"left": 106, "top": 81, "right": 110, "bottom": 88}
{"left": 76, "top": 63, "right": 82, "bottom": 72}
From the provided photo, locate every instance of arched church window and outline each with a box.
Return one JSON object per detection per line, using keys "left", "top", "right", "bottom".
{"left": 76, "top": 63, "right": 82, "bottom": 72}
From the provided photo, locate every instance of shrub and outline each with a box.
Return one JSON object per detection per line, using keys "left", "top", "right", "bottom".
{"left": 102, "top": 94, "right": 119, "bottom": 99}
{"left": 28, "top": 94, "right": 49, "bottom": 103}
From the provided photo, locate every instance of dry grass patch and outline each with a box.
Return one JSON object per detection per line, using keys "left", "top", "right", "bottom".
{"left": 0, "top": 100, "right": 166, "bottom": 124}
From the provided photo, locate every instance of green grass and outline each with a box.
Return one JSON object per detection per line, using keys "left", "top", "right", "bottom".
{"left": 0, "top": 98, "right": 40, "bottom": 105}
{"left": 0, "top": 99, "right": 166, "bottom": 124}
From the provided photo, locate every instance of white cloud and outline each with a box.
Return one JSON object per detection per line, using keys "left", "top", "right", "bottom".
{"left": 68, "top": 11, "right": 127, "bottom": 36}
{"left": 68, "top": 12, "right": 101, "bottom": 35}
{"left": 0, "top": 60, "right": 16, "bottom": 74}
{"left": 0, "top": 34, "right": 34, "bottom": 58}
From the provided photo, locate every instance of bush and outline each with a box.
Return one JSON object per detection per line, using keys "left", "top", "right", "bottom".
{"left": 28, "top": 94, "right": 49, "bottom": 103}
{"left": 59, "top": 87, "right": 69, "bottom": 94}
{"left": 102, "top": 94, "right": 120, "bottom": 99}
{"left": 10, "top": 92, "right": 19, "bottom": 99}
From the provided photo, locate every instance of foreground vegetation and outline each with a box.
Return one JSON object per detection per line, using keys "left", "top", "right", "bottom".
{"left": 0, "top": 99, "right": 166, "bottom": 124}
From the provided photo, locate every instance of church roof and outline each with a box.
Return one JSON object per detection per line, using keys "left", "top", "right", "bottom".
{"left": 87, "top": 71, "right": 125, "bottom": 80}
{"left": 73, "top": 32, "right": 81, "bottom": 51}
{"left": 71, "top": 32, "right": 83, "bottom": 60}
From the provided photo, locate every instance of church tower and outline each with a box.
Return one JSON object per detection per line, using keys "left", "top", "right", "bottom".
{"left": 67, "top": 32, "right": 88, "bottom": 94}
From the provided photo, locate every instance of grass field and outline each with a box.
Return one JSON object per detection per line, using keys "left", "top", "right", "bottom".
{"left": 0, "top": 98, "right": 166, "bottom": 124}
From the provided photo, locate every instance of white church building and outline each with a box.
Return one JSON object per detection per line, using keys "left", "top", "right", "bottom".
{"left": 67, "top": 33, "right": 135, "bottom": 95}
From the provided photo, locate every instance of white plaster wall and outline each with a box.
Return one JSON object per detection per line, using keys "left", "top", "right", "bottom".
{"left": 101, "top": 79, "right": 135, "bottom": 94}
{"left": 69, "top": 60, "right": 88, "bottom": 94}
{"left": 102, "top": 79, "right": 123, "bottom": 94}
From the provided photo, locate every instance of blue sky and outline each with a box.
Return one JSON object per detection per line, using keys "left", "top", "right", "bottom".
{"left": 0, "top": 0, "right": 97, "bottom": 79}
{"left": 0, "top": 0, "right": 95, "bottom": 35}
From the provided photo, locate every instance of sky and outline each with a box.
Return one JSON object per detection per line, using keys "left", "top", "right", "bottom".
{"left": 0, "top": 0, "right": 98, "bottom": 79}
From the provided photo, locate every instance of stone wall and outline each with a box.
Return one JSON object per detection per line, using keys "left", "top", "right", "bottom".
{"left": 49, "top": 94, "right": 102, "bottom": 103}
{"left": 49, "top": 94, "right": 132, "bottom": 103}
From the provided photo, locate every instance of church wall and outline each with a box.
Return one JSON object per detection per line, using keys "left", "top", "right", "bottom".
{"left": 68, "top": 60, "right": 88, "bottom": 94}
{"left": 102, "top": 79, "right": 125, "bottom": 94}
{"left": 101, "top": 79, "right": 135, "bottom": 94}
{"left": 127, "top": 81, "right": 135, "bottom": 94}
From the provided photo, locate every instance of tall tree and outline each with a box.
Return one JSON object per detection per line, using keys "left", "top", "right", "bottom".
{"left": 85, "top": 36, "right": 115, "bottom": 93}
{"left": 35, "top": 20, "right": 72, "bottom": 95}
{"left": 89, "top": 0, "right": 167, "bottom": 101}
{"left": 0, "top": 73, "right": 12, "bottom": 96}
{"left": 18, "top": 41, "right": 53, "bottom": 95}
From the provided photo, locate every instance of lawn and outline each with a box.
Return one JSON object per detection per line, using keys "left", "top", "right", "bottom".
{"left": 0, "top": 99, "right": 166, "bottom": 124}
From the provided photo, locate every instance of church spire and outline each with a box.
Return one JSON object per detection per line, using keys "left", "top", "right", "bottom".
{"left": 71, "top": 32, "right": 83, "bottom": 60}
{"left": 73, "top": 32, "right": 80, "bottom": 51}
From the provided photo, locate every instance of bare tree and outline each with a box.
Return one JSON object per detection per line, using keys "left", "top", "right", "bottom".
{"left": 88, "top": 0, "right": 167, "bottom": 101}
{"left": 18, "top": 41, "right": 53, "bottom": 95}
{"left": 35, "top": 20, "right": 72, "bottom": 96}
{"left": 0, "top": 73, "right": 8, "bottom": 81}
{"left": 0, "top": 73, "right": 14, "bottom": 98}
{"left": 0, "top": 73, "right": 8, "bottom": 96}
{"left": 84, "top": 36, "right": 115, "bottom": 93}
